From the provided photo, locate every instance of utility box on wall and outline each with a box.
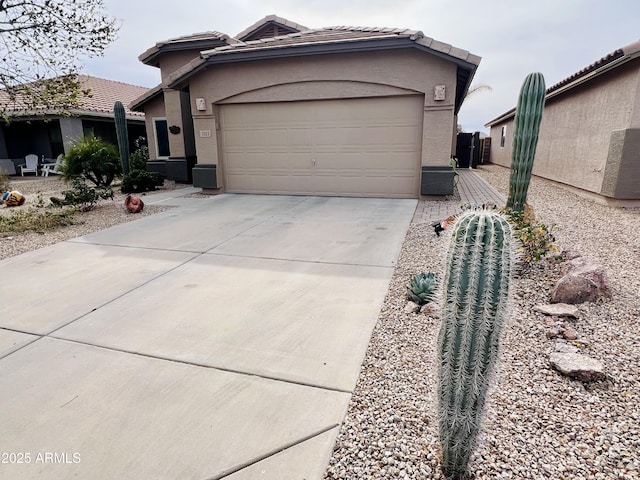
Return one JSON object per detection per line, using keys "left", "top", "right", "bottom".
{"left": 192, "top": 164, "right": 218, "bottom": 189}
{"left": 420, "top": 166, "right": 456, "bottom": 195}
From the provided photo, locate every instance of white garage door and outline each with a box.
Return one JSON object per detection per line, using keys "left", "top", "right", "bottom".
{"left": 219, "top": 96, "right": 423, "bottom": 198}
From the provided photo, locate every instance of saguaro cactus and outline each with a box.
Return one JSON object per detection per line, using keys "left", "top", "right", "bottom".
{"left": 114, "top": 100, "right": 130, "bottom": 175}
{"left": 507, "top": 72, "right": 546, "bottom": 212}
{"left": 437, "top": 210, "right": 512, "bottom": 479}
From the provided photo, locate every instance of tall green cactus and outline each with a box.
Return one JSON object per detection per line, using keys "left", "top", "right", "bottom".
{"left": 507, "top": 72, "right": 546, "bottom": 212}
{"left": 114, "top": 100, "right": 130, "bottom": 175}
{"left": 437, "top": 210, "right": 512, "bottom": 479}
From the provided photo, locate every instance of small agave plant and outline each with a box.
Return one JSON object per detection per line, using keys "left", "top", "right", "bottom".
{"left": 407, "top": 272, "right": 438, "bottom": 305}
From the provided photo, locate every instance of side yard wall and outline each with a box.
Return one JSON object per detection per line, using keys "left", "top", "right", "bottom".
{"left": 488, "top": 61, "right": 639, "bottom": 197}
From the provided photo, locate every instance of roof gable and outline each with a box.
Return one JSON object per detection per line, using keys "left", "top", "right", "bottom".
{"left": 139, "top": 31, "right": 233, "bottom": 67}
{"left": 235, "top": 15, "right": 307, "bottom": 41}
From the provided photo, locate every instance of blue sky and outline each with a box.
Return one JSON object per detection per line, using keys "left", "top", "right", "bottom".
{"left": 85, "top": 0, "right": 640, "bottom": 133}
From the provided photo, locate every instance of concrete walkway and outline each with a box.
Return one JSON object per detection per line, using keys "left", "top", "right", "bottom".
{"left": 0, "top": 190, "right": 416, "bottom": 479}
{"left": 412, "top": 168, "right": 506, "bottom": 224}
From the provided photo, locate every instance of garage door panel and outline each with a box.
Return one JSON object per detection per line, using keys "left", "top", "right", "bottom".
{"left": 220, "top": 97, "right": 423, "bottom": 198}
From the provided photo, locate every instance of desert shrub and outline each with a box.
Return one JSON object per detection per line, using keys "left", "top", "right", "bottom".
{"left": 502, "top": 208, "right": 558, "bottom": 268}
{"left": 0, "top": 169, "right": 9, "bottom": 192}
{"left": 129, "top": 137, "right": 149, "bottom": 172}
{"left": 120, "top": 170, "right": 164, "bottom": 193}
{"left": 0, "top": 208, "right": 76, "bottom": 234}
{"left": 62, "top": 136, "right": 121, "bottom": 188}
{"left": 50, "top": 178, "right": 113, "bottom": 212}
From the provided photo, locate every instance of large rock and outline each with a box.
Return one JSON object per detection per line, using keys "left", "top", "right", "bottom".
{"left": 549, "top": 352, "right": 605, "bottom": 382}
{"left": 551, "top": 258, "right": 610, "bottom": 304}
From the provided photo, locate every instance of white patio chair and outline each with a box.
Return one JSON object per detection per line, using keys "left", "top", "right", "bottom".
{"left": 41, "top": 154, "right": 64, "bottom": 177}
{"left": 20, "top": 154, "right": 38, "bottom": 176}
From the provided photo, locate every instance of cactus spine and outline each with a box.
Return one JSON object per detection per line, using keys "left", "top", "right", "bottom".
{"left": 506, "top": 72, "right": 546, "bottom": 212}
{"left": 114, "top": 100, "right": 130, "bottom": 175}
{"left": 437, "top": 210, "right": 512, "bottom": 479}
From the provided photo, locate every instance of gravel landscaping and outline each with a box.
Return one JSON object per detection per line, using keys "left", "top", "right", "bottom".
{"left": 0, "top": 176, "right": 183, "bottom": 260}
{"left": 325, "top": 164, "right": 640, "bottom": 479}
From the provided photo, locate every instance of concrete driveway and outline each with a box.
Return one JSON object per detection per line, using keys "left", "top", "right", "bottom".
{"left": 0, "top": 192, "right": 416, "bottom": 479}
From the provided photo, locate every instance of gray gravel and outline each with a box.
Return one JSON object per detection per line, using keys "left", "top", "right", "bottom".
{"left": 325, "top": 164, "right": 640, "bottom": 479}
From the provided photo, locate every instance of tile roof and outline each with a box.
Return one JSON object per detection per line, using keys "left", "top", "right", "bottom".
{"left": 138, "top": 31, "right": 234, "bottom": 66}
{"left": 235, "top": 14, "right": 308, "bottom": 41}
{"left": 0, "top": 75, "right": 149, "bottom": 118}
{"left": 75, "top": 75, "right": 148, "bottom": 117}
{"left": 200, "top": 26, "right": 479, "bottom": 65}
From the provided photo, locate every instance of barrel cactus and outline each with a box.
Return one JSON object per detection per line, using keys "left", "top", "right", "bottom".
{"left": 437, "top": 209, "right": 512, "bottom": 479}
{"left": 407, "top": 272, "right": 438, "bottom": 305}
{"left": 114, "top": 100, "right": 130, "bottom": 176}
{"left": 507, "top": 72, "right": 546, "bottom": 213}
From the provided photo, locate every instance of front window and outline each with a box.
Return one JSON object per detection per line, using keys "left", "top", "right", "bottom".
{"left": 500, "top": 125, "right": 507, "bottom": 148}
{"left": 153, "top": 118, "right": 170, "bottom": 158}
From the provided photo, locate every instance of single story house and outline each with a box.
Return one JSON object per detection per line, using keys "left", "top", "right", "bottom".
{"left": 485, "top": 39, "right": 640, "bottom": 203}
{"left": 131, "top": 15, "right": 480, "bottom": 198}
{"left": 0, "top": 75, "right": 147, "bottom": 175}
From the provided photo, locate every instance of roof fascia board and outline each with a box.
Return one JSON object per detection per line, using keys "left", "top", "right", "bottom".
{"left": 169, "top": 38, "right": 477, "bottom": 89}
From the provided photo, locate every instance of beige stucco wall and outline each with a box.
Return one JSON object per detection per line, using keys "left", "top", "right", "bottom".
{"left": 142, "top": 95, "right": 166, "bottom": 159}
{"left": 187, "top": 49, "right": 458, "bottom": 167}
{"left": 158, "top": 50, "right": 203, "bottom": 82}
{"left": 488, "top": 60, "right": 639, "bottom": 196}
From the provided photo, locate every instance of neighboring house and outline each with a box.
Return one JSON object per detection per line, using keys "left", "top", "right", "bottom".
{"left": 0, "top": 75, "right": 147, "bottom": 174}
{"left": 485, "top": 39, "right": 640, "bottom": 203}
{"left": 131, "top": 15, "right": 480, "bottom": 198}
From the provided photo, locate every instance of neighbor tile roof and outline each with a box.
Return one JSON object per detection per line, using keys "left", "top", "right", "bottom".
{"left": 485, "top": 39, "right": 640, "bottom": 127}
{"left": 0, "top": 75, "right": 148, "bottom": 118}
{"left": 75, "top": 75, "right": 148, "bottom": 117}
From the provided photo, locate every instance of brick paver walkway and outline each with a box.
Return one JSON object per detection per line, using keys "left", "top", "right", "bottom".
{"left": 412, "top": 168, "right": 506, "bottom": 224}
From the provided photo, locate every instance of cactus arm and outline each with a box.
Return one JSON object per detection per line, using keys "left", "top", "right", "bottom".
{"left": 114, "top": 100, "right": 130, "bottom": 176}
{"left": 507, "top": 72, "right": 546, "bottom": 212}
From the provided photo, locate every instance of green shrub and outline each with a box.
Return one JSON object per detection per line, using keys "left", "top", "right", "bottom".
{"left": 50, "top": 178, "right": 113, "bottom": 212}
{"left": 120, "top": 170, "right": 164, "bottom": 193}
{"left": 62, "top": 136, "right": 121, "bottom": 188}
{"left": 502, "top": 208, "right": 558, "bottom": 268}
{"left": 129, "top": 137, "right": 149, "bottom": 172}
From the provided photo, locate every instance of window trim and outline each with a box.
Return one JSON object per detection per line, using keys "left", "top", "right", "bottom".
{"left": 153, "top": 117, "right": 170, "bottom": 159}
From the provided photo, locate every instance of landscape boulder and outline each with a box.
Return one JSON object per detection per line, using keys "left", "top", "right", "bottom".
{"left": 549, "top": 352, "right": 605, "bottom": 382}
{"left": 533, "top": 303, "right": 580, "bottom": 318}
{"left": 551, "top": 257, "right": 610, "bottom": 304}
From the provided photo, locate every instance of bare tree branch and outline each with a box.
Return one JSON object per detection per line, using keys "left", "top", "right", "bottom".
{"left": 0, "top": 0, "right": 119, "bottom": 114}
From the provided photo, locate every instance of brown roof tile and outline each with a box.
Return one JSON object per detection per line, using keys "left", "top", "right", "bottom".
{"left": 76, "top": 75, "right": 149, "bottom": 117}
{"left": 0, "top": 75, "right": 149, "bottom": 118}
